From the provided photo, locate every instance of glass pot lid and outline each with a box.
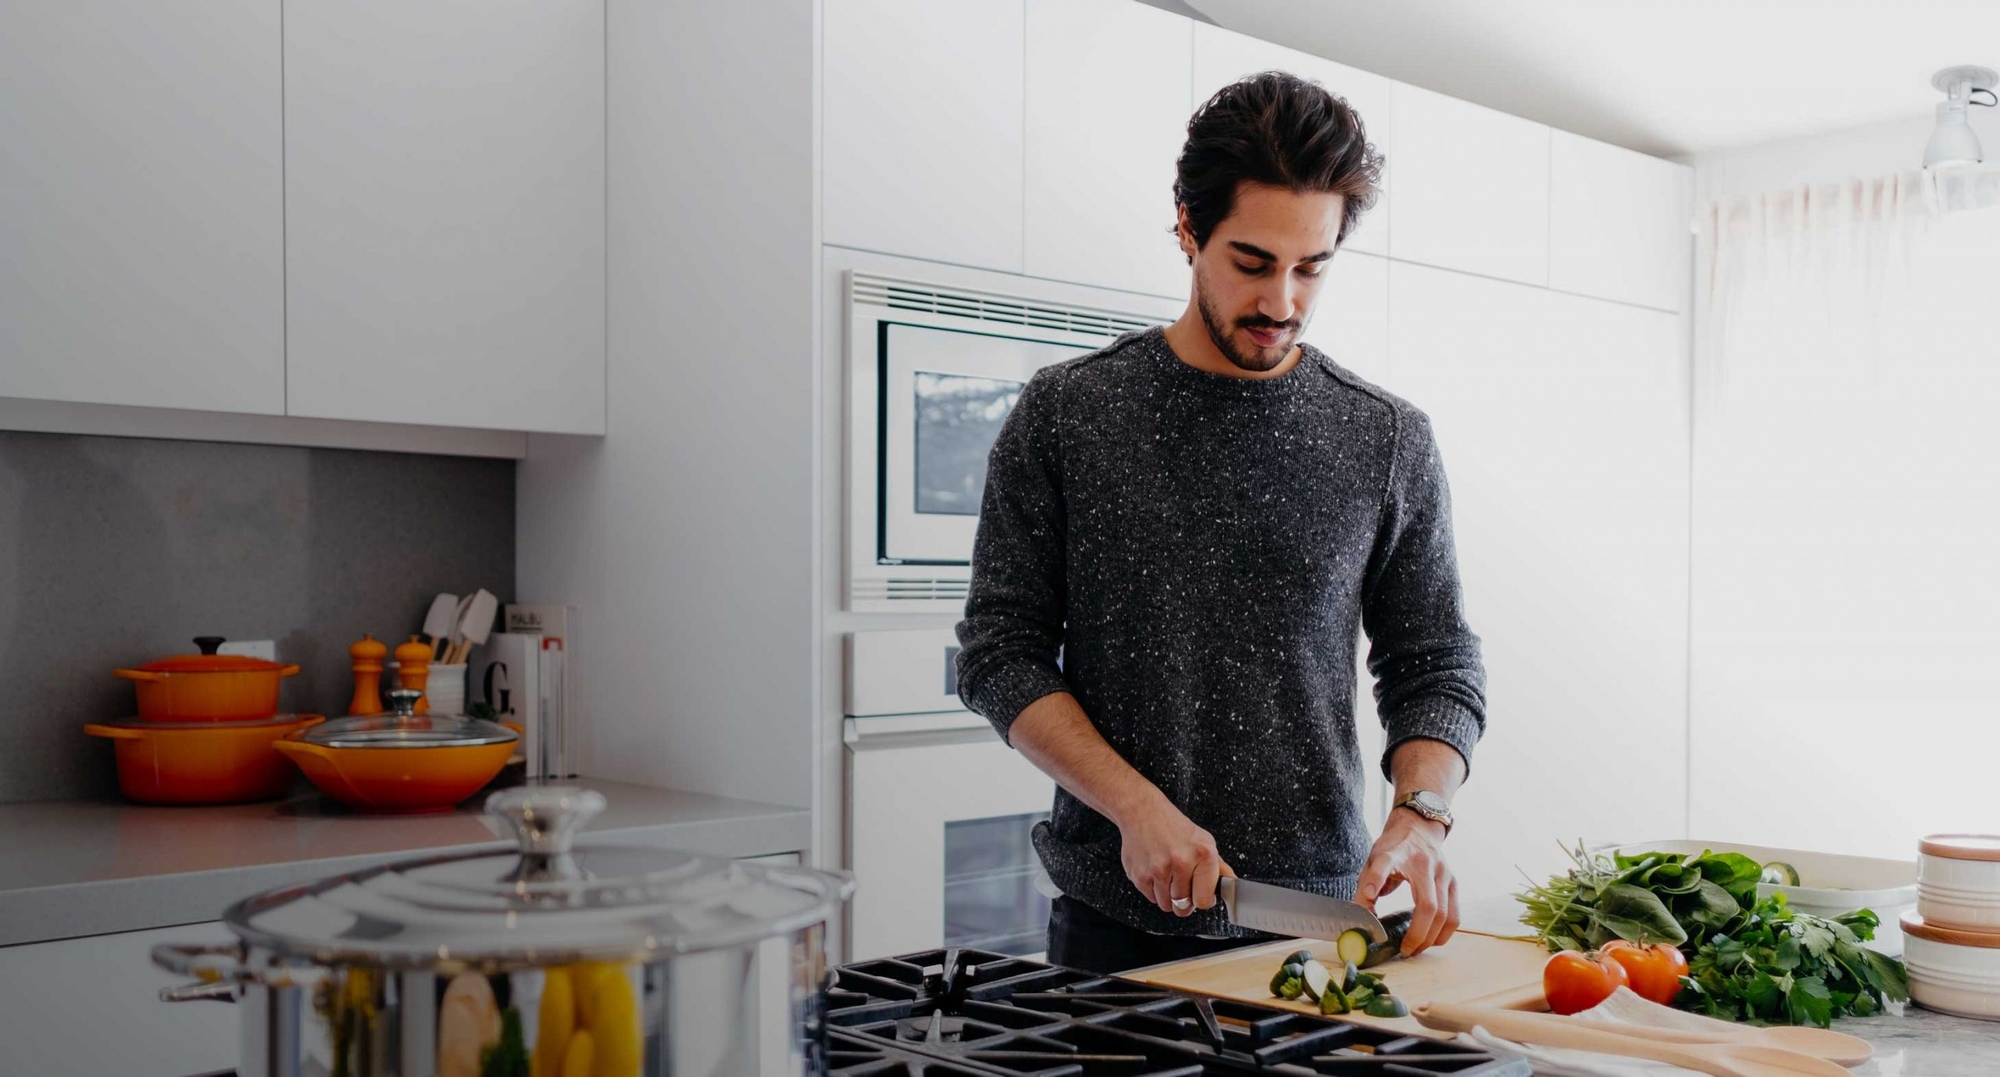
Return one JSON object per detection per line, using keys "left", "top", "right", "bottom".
{"left": 301, "top": 688, "right": 517, "bottom": 748}
{"left": 221, "top": 787, "right": 853, "bottom": 970}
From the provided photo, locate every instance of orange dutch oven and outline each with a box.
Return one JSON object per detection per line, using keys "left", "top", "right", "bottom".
{"left": 275, "top": 689, "right": 519, "bottom": 813}
{"left": 115, "top": 636, "right": 301, "bottom": 722}
{"left": 84, "top": 715, "right": 325, "bottom": 805}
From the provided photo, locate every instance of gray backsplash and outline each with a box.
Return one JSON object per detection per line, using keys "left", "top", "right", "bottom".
{"left": 0, "top": 431, "right": 514, "bottom": 803}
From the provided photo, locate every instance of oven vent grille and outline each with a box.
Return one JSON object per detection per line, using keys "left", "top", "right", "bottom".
{"left": 853, "top": 576, "right": 971, "bottom": 604}
{"left": 851, "top": 274, "right": 1157, "bottom": 340}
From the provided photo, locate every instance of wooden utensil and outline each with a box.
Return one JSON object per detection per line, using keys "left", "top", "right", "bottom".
{"left": 446, "top": 588, "right": 498, "bottom": 664}
{"left": 421, "top": 593, "right": 461, "bottom": 652}
{"left": 1417, "top": 1001, "right": 1852, "bottom": 1077}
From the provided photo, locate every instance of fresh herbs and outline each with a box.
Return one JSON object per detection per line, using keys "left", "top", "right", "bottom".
{"left": 1515, "top": 843, "right": 1908, "bottom": 1027}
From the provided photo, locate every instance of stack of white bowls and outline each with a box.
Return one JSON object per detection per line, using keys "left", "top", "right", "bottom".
{"left": 1904, "top": 834, "right": 2000, "bottom": 1019}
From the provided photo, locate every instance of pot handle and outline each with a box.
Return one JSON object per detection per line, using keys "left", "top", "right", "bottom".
{"left": 276, "top": 663, "right": 302, "bottom": 678}
{"left": 160, "top": 981, "right": 239, "bottom": 1004}
{"left": 271, "top": 739, "right": 329, "bottom": 761}
{"left": 83, "top": 723, "right": 142, "bottom": 740}
{"left": 113, "top": 668, "right": 165, "bottom": 683}
{"left": 152, "top": 940, "right": 245, "bottom": 980}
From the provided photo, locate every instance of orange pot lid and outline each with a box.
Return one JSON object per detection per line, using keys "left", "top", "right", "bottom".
{"left": 92, "top": 714, "right": 325, "bottom": 733}
{"left": 1919, "top": 834, "right": 2000, "bottom": 863}
{"left": 132, "top": 653, "right": 288, "bottom": 673}
{"left": 1902, "top": 910, "right": 2000, "bottom": 948}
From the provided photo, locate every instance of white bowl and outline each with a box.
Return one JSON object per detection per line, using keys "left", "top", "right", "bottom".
{"left": 1920, "top": 834, "right": 2000, "bottom": 897}
{"left": 1918, "top": 882, "right": 2000, "bottom": 932}
{"left": 1903, "top": 911, "right": 2000, "bottom": 1021}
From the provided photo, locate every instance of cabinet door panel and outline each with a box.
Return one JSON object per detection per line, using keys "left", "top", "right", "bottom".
{"left": 1191, "top": 23, "right": 1391, "bottom": 257}
{"left": 0, "top": 1, "right": 283, "bottom": 414}
{"left": 824, "top": 0, "right": 1025, "bottom": 272}
{"left": 1386, "top": 262, "right": 1688, "bottom": 897}
{"left": 1024, "top": 0, "right": 1191, "bottom": 298}
{"left": 1550, "top": 130, "right": 1692, "bottom": 313}
{"left": 283, "top": 0, "right": 606, "bottom": 433}
{"left": 1388, "top": 85, "right": 1550, "bottom": 286}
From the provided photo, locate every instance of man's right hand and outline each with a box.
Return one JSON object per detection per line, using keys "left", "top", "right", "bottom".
{"left": 1116, "top": 797, "right": 1236, "bottom": 917}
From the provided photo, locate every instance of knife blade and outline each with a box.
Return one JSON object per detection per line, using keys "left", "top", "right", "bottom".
{"left": 1217, "top": 877, "right": 1386, "bottom": 943}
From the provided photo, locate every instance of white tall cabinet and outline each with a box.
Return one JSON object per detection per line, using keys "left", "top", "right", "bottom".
{"left": 1550, "top": 131, "right": 1692, "bottom": 312}
{"left": 1388, "top": 84, "right": 1551, "bottom": 287}
{"left": 282, "top": 0, "right": 606, "bottom": 434}
{"left": 0, "top": 0, "right": 284, "bottom": 416}
{"left": 823, "top": 0, "right": 1026, "bottom": 273}
{"left": 1024, "top": 0, "right": 1192, "bottom": 298}
{"left": 1389, "top": 262, "right": 1689, "bottom": 898}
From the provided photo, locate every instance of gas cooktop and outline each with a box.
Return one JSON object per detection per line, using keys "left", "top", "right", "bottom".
{"left": 824, "top": 948, "right": 1530, "bottom": 1076}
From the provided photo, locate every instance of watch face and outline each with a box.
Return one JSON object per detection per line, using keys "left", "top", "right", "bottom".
{"left": 1402, "top": 791, "right": 1448, "bottom": 817}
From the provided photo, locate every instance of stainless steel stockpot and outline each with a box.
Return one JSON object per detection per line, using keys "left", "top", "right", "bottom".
{"left": 156, "top": 786, "right": 852, "bottom": 1077}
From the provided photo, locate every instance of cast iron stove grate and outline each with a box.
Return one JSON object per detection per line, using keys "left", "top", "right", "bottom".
{"left": 824, "top": 948, "right": 1529, "bottom": 1076}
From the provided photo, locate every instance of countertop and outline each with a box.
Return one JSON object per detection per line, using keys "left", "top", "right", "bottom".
{"left": 0, "top": 777, "right": 813, "bottom": 947}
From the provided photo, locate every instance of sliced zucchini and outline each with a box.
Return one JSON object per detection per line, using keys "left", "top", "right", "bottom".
{"left": 1362, "top": 994, "right": 1409, "bottom": 1019}
{"left": 1360, "top": 911, "right": 1414, "bottom": 969}
{"left": 1299, "top": 959, "right": 1332, "bottom": 1002}
{"left": 1335, "top": 930, "right": 1371, "bottom": 967}
{"left": 1355, "top": 971, "right": 1385, "bottom": 992}
{"left": 1760, "top": 861, "right": 1801, "bottom": 886}
{"left": 1341, "top": 961, "right": 1361, "bottom": 993}
{"left": 1344, "top": 985, "right": 1374, "bottom": 1010}
{"left": 1317, "top": 982, "right": 1350, "bottom": 1016}
{"left": 1269, "top": 963, "right": 1299, "bottom": 997}
{"left": 1276, "top": 975, "right": 1305, "bottom": 1001}
{"left": 1284, "top": 948, "right": 1316, "bottom": 966}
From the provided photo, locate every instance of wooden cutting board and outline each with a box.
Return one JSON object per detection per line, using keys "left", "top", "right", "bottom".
{"left": 1127, "top": 931, "right": 1551, "bottom": 1039}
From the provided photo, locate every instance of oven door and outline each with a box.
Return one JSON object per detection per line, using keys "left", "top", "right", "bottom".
{"left": 878, "top": 322, "right": 1082, "bottom": 565}
{"left": 846, "top": 717, "right": 1057, "bottom": 961}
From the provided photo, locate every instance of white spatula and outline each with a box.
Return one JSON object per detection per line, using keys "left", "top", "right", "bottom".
{"left": 447, "top": 589, "right": 498, "bottom": 663}
{"left": 421, "top": 594, "right": 460, "bottom": 653}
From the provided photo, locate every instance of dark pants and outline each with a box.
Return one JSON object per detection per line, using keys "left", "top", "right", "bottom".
{"left": 1045, "top": 895, "right": 1268, "bottom": 975}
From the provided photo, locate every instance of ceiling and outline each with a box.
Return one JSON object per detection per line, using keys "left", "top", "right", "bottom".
{"left": 1153, "top": 0, "right": 2000, "bottom": 160}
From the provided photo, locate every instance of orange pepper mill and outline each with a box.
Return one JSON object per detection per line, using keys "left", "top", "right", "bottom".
{"left": 348, "top": 633, "right": 388, "bottom": 716}
{"left": 394, "top": 635, "right": 435, "bottom": 714}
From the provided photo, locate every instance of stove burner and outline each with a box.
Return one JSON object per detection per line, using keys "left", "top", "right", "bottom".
{"left": 824, "top": 948, "right": 1531, "bottom": 1077}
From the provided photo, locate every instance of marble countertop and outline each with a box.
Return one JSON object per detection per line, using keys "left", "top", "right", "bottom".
{"left": 0, "top": 776, "right": 812, "bottom": 946}
{"left": 1841, "top": 1005, "right": 2000, "bottom": 1076}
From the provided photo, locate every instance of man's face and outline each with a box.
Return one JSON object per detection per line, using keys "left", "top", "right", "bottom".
{"left": 1180, "top": 182, "right": 1344, "bottom": 373}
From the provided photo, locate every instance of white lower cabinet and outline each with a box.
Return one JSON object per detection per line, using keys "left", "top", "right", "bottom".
{"left": 0, "top": 921, "right": 238, "bottom": 1077}
{"left": 1386, "top": 261, "right": 1688, "bottom": 898}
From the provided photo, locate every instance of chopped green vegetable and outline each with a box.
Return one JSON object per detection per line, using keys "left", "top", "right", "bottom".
{"left": 1299, "top": 959, "right": 1332, "bottom": 1002}
{"left": 1362, "top": 994, "right": 1409, "bottom": 1019}
{"left": 1340, "top": 961, "right": 1360, "bottom": 993}
{"left": 1269, "top": 963, "right": 1301, "bottom": 997}
{"left": 1284, "top": 948, "right": 1316, "bottom": 966}
{"left": 1516, "top": 842, "right": 1908, "bottom": 1027}
{"left": 1335, "top": 929, "right": 1370, "bottom": 968}
{"left": 1344, "top": 984, "right": 1374, "bottom": 1009}
{"left": 1317, "top": 981, "right": 1350, "bottom": 1015}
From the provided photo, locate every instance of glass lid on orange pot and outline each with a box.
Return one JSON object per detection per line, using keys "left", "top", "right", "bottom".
{"left": 301, "top": 689, "right": 516, "bottom": 749}
{"left": 131, "top": 636, "right": 292, "bottom": 673}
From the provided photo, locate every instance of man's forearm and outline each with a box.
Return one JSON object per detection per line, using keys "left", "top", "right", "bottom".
{"left": 1009, "top": 690, "right": 1167, "bottom": 827}
{"left": 1388, "top": 737, "right": 1466, "bottom": 804}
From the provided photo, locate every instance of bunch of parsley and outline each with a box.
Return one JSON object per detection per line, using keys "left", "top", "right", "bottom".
{"left": 1679, "top": 896, "right": 1908, "bottom": 1027}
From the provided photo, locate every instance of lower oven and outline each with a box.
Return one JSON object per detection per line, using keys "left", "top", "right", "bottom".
{"left": 845, "top": 629, "right": 1057, "bottom": 962}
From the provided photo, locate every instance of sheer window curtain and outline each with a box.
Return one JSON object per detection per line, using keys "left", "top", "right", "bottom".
{"left": 1691, "top": 169, "right": 2000, "bottom": 856}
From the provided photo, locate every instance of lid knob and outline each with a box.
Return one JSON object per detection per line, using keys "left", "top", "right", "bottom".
{"left": 384, "top": 688, "right": 422, "bottom": 717}
{"left": 193, "top": 636, "right": 225, "bottom": 655}
{"left": 486, "top": 786, "right": 605, "bottom": 883}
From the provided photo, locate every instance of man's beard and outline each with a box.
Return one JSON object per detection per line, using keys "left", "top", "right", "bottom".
{"left": 1195, "top": 279, "right": 1302, "bottom": 373}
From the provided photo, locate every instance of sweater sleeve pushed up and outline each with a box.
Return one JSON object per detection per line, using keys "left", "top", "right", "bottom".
{"left": 1361, "top": 406, "right": 1487, "bottom": 778}
{"left": 954, "top": 367, "right": 1070, "bottom": 742}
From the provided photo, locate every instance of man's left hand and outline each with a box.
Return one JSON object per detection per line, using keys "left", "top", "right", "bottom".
{"left": 1354, "top": 808, "right": 1458, "bottom": 957}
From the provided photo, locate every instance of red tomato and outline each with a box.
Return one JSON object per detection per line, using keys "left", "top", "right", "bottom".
{"left": 1600, "top": 940, "right": 1689, "bottom": 1006}
{"left": 1543, "top": 950, "right": 1630, "bottom": 1015}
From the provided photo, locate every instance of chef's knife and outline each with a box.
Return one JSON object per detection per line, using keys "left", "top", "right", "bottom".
{"left": 1217, "top": 877, "right": 1387, "bottom": 943}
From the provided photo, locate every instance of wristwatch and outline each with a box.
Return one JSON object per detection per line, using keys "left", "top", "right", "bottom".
{"left": 1393, "top": 790, "right": 1454, "bottom": 836}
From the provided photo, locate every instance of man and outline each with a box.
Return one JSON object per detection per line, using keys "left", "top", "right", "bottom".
{"left": 953, "top": 72, "right": 1486, "bottom": 975}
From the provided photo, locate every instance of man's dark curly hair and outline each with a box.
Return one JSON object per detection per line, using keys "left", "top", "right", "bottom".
{"left": 1172, "top": 71, "right": 1384, "bottom": 255}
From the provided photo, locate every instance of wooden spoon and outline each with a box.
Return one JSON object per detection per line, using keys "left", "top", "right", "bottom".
{"left": 1417, "top": 1001, "right": 1853, "bottom": 1077}
{"left": 1578, "top": 995, "right": 1872, "bottom": 1066}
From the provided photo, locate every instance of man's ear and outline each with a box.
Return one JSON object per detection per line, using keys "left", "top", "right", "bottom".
{"left": 1176, "top": 205, "right": 1197, "bottom": 266}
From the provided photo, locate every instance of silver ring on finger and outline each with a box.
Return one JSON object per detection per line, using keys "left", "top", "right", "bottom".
{"left": 1171, "top": 896, "right": 1192, "bottom": 912}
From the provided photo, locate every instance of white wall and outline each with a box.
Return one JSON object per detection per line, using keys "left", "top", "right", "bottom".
{"left": 1686, "top": 107, "right": 2000, "bottom": 203}
{"left": 517, "top": 0, "right": 821, "bottom": 810}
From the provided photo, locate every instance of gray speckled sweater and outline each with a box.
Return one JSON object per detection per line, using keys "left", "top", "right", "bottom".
{"left": 954, "top": 326, "right": 1486, "bottom": 937}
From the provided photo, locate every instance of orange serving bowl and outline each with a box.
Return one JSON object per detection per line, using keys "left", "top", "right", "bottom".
{"left": 274, "top": 724, "right": 519, "bottom": 813}
{"left": 84, "top": 715, "right": 324, "bottom": 805}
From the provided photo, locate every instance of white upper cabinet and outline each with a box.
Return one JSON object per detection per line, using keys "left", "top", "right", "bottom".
{"left": 1023, "top": 0, "right": 1192, "bottom": 299}
{"left": 1303, "top": 251, "right": 1389, "bottom": 386}
{"left": 0, "top": 0, "right": 284, "bottom": 415}
{"left": 1190, "top": 23, "right": 1391, "bottom": 257}
{"left": 1549, "top": 131, "right": 1692, "bottom": 312}
{"left": 283, "top": 0, "right": 606, "bottom": 434}
{"left": 1388, "top": 84, "right": 1550, "bottom": 286}
{"left": 824, "top": 0, "right": 1025, "bottom": 273}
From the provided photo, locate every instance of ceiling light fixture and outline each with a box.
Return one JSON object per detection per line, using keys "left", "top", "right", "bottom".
{"left": 1924, "top": 65, "right": 1998, "bottom": 168}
